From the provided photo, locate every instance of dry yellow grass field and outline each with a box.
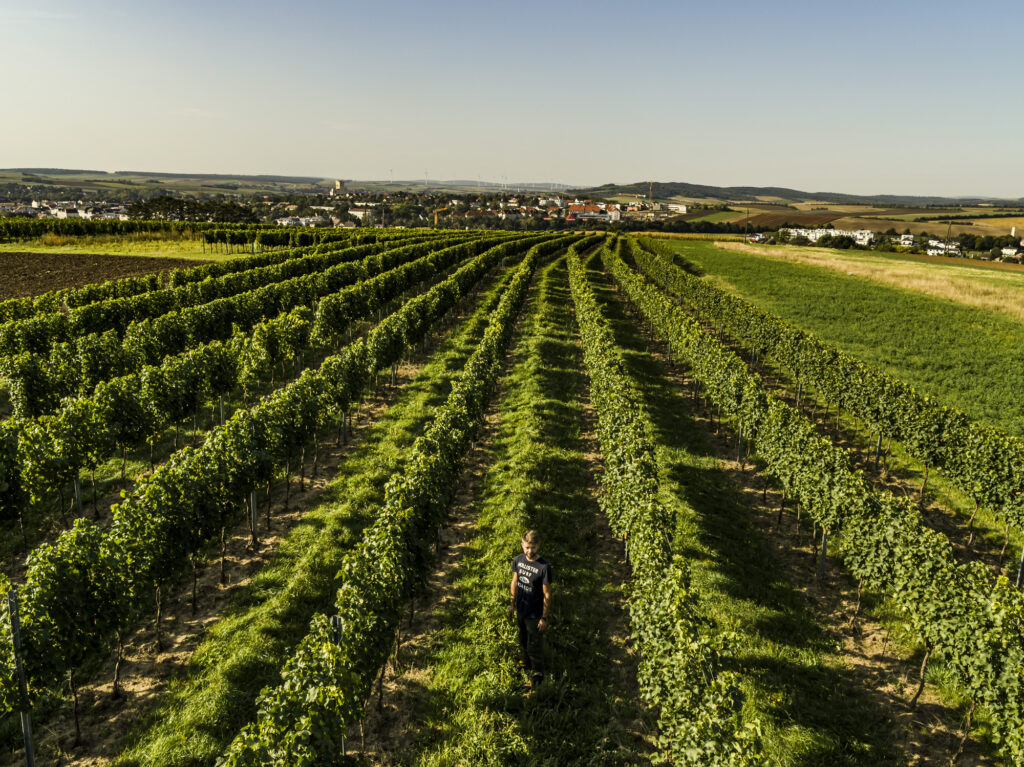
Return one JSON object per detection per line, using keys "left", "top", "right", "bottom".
{"left": 830, "top": 216, "right": 1024, "bottom": 238}
{"left": 654, "top": 232, "right": 748, "bottom": 242}
{"left": 714, "top": 241, "right": 1024, "bottom": 322}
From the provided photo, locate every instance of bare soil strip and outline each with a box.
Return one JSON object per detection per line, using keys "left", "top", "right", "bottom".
{"left": 0, "top": 252, "right": 201, "bottom": 301}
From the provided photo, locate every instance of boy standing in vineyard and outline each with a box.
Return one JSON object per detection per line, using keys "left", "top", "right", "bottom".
{"left": 508, "top": 530, "right": 553, "bottom": 689}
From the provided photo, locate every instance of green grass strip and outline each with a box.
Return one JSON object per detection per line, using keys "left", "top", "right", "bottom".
{"left": 405, "top": 252, "right": 656, "bottom": 766}
{"left": 669, "top": 240, "right": 1024, "bottom": 437}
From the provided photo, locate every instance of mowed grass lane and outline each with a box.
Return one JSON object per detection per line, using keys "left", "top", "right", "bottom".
{"left": 401, "top": 254, "right": 655, "bottom": 766}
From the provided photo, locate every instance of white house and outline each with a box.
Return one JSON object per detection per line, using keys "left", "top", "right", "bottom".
{"left": 783, "top": 228, "right": 875, "bottom": 246}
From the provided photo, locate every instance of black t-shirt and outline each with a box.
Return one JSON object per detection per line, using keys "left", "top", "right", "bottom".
{"left": 511, "top": 553, "right": 553, "bottom": 618}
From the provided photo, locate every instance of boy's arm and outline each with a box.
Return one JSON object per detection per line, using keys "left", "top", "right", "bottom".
{"left": 538, "top": 584, "right": 552, "bottom": 631}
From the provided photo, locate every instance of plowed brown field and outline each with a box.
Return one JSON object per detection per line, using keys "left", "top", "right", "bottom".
{"left": 0, "top": 251, "right": 202, "bottom": 300}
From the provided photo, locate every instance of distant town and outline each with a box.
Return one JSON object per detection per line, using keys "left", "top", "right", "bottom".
{"left": 0, "top": 183, "right": 680, "bottom": 229}
{"left": 3, "top": 180, "right": 1023, "bottom": 262}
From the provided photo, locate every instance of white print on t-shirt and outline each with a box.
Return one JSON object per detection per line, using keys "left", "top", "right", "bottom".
{"left": 517, "top": 561, "right": 541, "bottom": 592}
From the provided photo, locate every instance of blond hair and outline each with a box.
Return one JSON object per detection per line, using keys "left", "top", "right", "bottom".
{"left": 521, "top": 530, "right": 540, "bottom": 545}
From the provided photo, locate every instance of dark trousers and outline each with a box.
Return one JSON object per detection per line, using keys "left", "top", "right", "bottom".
{"left": 516, "top": 615, "right": 544, "bottom": 676}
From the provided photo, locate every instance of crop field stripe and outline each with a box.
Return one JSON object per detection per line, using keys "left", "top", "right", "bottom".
{"left": 217, "top": 235, "right": 576, "bottom": 764}
{"left": 567, "top": 239, "right": 761, "bottom": 765}
{"left": 584, "top": 245, "right": 904, "bottom": 764}
{"left": 0, "top": 240, "right": 500, "bottom": 581}
{"left": 105, "top": 247, "right": 532, "bottom": 767}
{"left": 384, "top": 243, "right": 656, "bottom": 766}
{"left": 603, "top": 242, "right": 1024, "bottom": 764}
{"left": 0, "top": 234, "right": 549, "bottom": 739}
{"left": 632, "top": 236, "right": 1024, "bottom": 574}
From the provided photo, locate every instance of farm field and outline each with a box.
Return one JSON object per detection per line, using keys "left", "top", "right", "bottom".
{"left": 713, "top": 239, "right": 1024, "bottom": 311}
{"left": 688, "top": 210, "right": 747, "bottom": 223}
{"left": 792, "top": 203, "right": 887, "bottom": 214}
{"left": 0, "top": 251, "right": 204, "bottom": 300}
{"left": 655, "top": 238, "right": 1024, "bottom": 436}
{"left": 743, "top": 211, "right": 845, "bottom": 228}
{"left": 829, "top": 216, "right": 1024, "bottom": 238}
{"left": 1, "top": 227, "right": 1021, "bottom": 766}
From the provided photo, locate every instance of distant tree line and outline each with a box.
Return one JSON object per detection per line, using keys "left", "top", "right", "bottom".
{"left": 0, "top": 217, "right": 263, "bottom": 242}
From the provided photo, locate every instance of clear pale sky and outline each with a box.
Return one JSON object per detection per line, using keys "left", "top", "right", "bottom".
{"left": 2, "top": 0, "right": 1022, "bottom": 197}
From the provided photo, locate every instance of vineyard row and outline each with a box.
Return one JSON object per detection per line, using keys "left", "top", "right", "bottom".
{"left": 0, "top": 233, "right": 550, "bottom": 728}
{"left": 567, "top": 238, "right": 759, "bottom": 765}
{"left": 607, "top": 239, "right": 1024, "bottom": 764}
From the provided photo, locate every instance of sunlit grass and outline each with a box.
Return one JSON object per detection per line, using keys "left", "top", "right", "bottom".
{"left": 714, "top": 240, "right": 1024, "bottom": 320}
{"left": 670, "top": 240, "right": 1024, "bottom": 437}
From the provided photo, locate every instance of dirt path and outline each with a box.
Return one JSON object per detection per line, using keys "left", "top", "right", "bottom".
{"left": 598, "top": 265, "right": 991, "bottom": 764}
